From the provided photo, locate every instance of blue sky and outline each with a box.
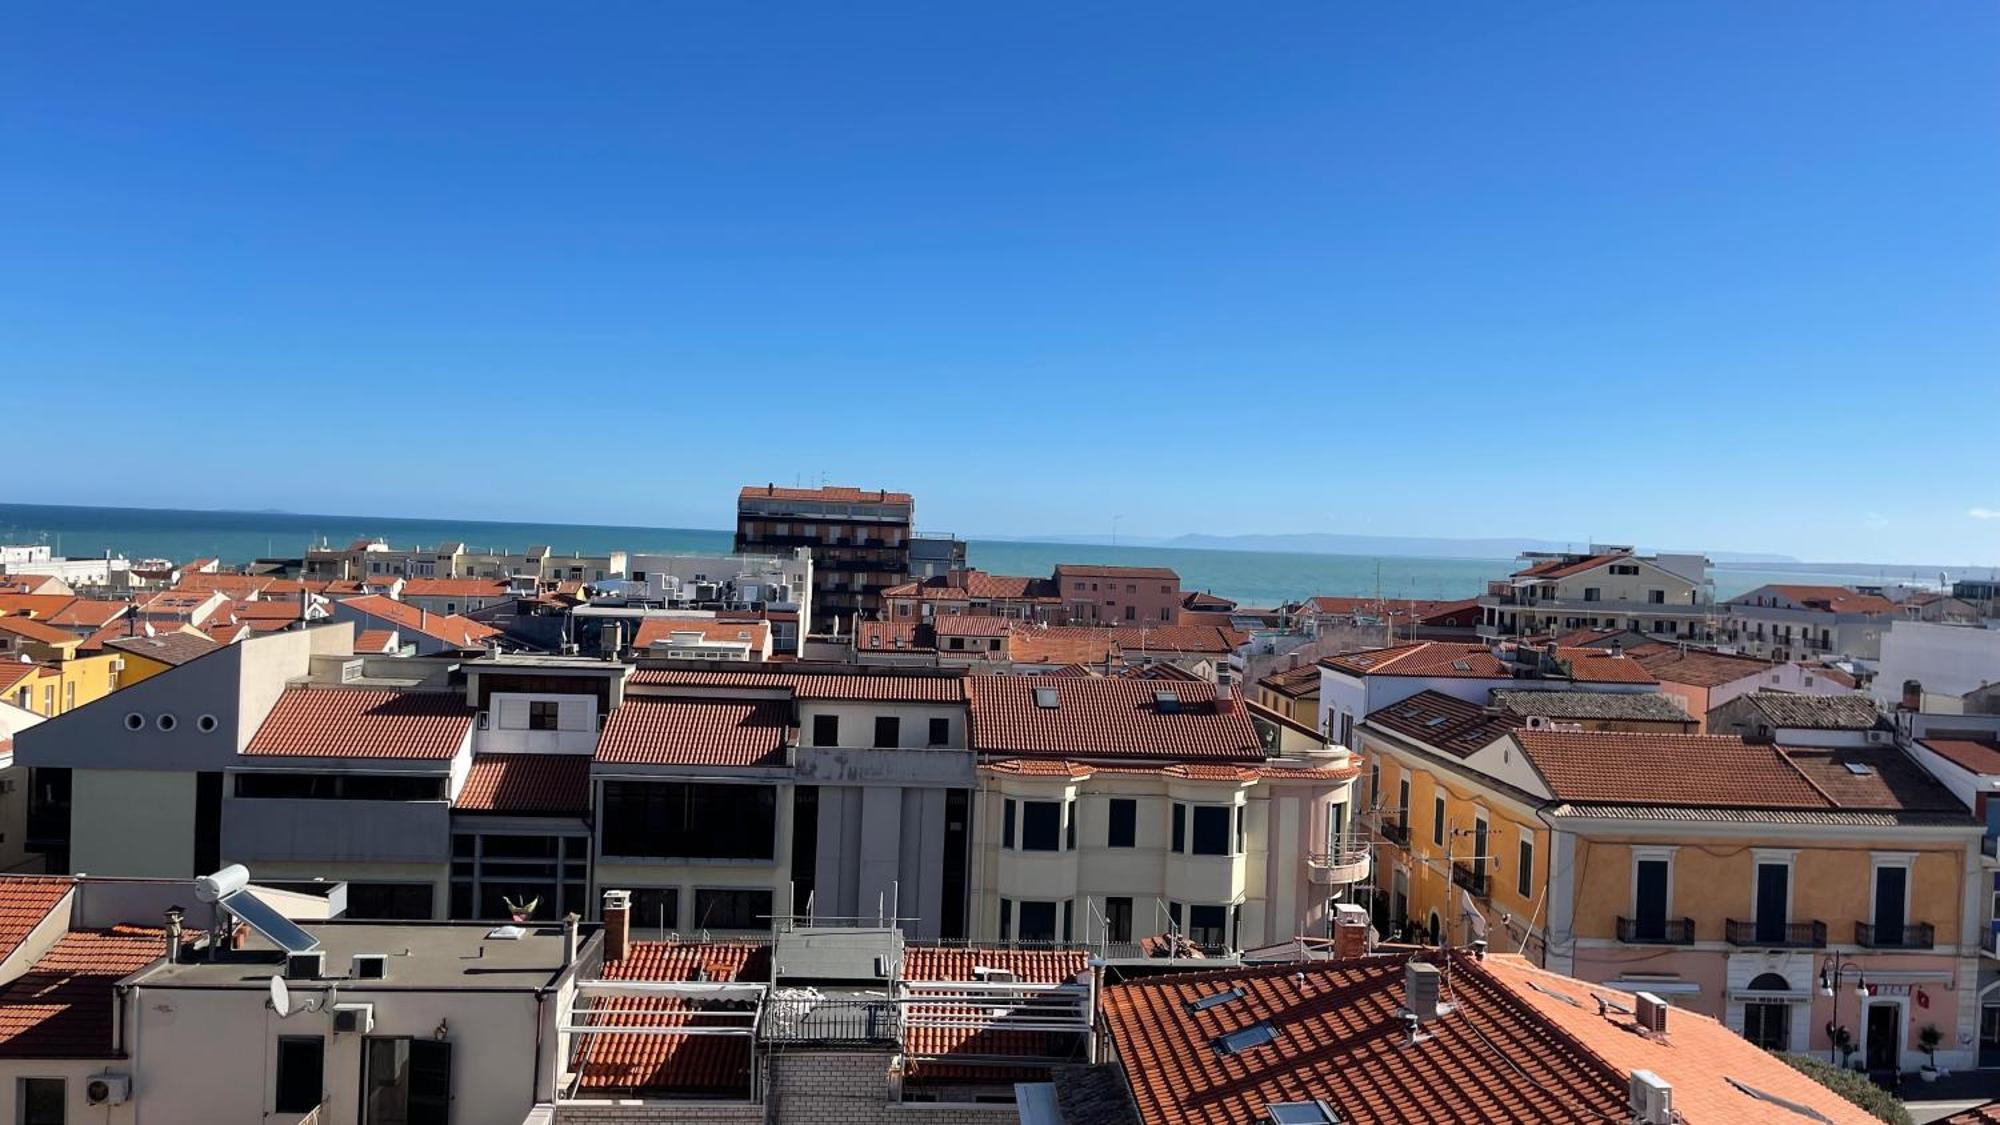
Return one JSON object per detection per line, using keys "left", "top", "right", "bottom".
{"left": 2, "top": 4, "right": 1995, "bottom": 563}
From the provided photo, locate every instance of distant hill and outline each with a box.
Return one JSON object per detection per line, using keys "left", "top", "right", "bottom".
{"left": 1009, "top": 531, "right": 1797, "bottom": 565}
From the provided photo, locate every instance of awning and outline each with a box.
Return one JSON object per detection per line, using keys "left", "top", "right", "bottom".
{"left": 1607, "top": 979, "right": 1702, "bottom": 996}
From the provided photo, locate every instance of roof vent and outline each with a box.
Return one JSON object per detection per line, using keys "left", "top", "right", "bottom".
{"left": 1212, "top": 1020, "right": 1278, "bottom": 1057}
{"left": 1404, "top": 961, "right": 1441, "bottom": 1022}
{"left": 1034, "top": 687, "right": 1060, "bottom": 709}
{"left": 1630, "top": 1070, "right": 1673, "bottom": 1124}
{"left": 1634, "top": 991, "right": 1669, "bottom": 1033}
{"left": 1263, "top": 1101, "right": 1341, "bottom": 1125}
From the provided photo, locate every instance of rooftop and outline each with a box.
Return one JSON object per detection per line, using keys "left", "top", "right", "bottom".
{"left": 630, "top": 617, "right": 770, "bottom": 649}
{"left": 1920, "top": 737, "right": 2000, "bottom": 776}
{"left": 1731, "top": 691, "right": 1884, "bottom": 730}
{"left": 1732, "top": 584, "right": 1899, "bottom": 615}
{"left": 0, "top": 877, "right": 75, "bottom": 965}
{"left": 738, "top": 484, "right": 913, "bottom": 506}
{"left": 1627, "top": 644, "right": 1774, "bottom": 687}
{"left": 1366, "top": 691, "right": 1522, "bottom": 758}
{"left": 1110, "top": 625, "right": 1246, "bottom": 654}
{"left": 1489, "top": 689, "right": 1693, "bottom": 723}
{"left": 1256, "top": 663, "right": 1322, "bottom": 697}
{"left": 244, "top": 686, "right": 475, "bottom": 759}
{"left": 133, "top": 920, "right": 579, "bottom": 991}
{"left": 597, "top": 698, "right": 791, "bottom": 767}
{"left": 336, "top": 594, "right": 501, "bottom": 648}
{"left": 102, "top": 630, "right": 223, "bottom": 667}
{"left": 0, "top": 926, "right": 175, "bottom": 1058}
{"left": 968, "top": 677, "right": 1260, "bottom": 762}
{"left": 628, "top": 667, "right": 967, "bottom": 703}
{"left": 1321, "top": 641, "right": 1656, "bottom": 684}
{"left": 456, "top": 753, "right": 592, "bottom": 814}
{"left": 1053, "top": 563, "right": 1180, "bottom": 581}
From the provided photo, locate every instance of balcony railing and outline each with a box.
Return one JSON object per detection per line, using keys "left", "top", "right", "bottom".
{"left": 1451, "top": 862, "right": 1489, "bottom": 898}
{"left": 1855, "top": 921, "right": 1935, "bottom": 950}
{"left": 1616, "top": 916, "right": 1695, "bottom": 945}
{"left": 1377, "top": 816, "right": 1410, "bottom": 847}
{"left": 761, "top": 997, "right": 901, "bottom": 1045}
{"left": 1724, "top": 919, "right": 1826, "bottom": 949}
{"left": 1306, "top": 845, "right": 1371, "bottom": 887}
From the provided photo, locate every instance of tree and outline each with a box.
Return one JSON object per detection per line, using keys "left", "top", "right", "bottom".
{"left": 1779, "top": 1054, "right": 1914, "bottom": 1125}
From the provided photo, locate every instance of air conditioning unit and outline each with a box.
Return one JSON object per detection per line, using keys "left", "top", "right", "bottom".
{"left": 1629, "top": 1069, "right": 1673, "bottom": 1124}
{"left": 85, "top": 1074, "right": 131, "bottom": 1106}
{"left": 1634, "top": 991, "right": 1670, "bottom": 1033}
{"left": 332, "top": 1003, "right": 375, "bottom": 1034}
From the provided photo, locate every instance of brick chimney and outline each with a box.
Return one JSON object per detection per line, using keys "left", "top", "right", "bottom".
{"left": 602, "top": 889, "right": 632, "bottom": 963}
{"left": 1901, "top": 679, "right": 1923, "bottom": 712}
{"left": 1213, "top": 685, "right": 1238, "bottom": 715}
{"left": 1332, "top": 903, "right": 1369, "bottom": 959}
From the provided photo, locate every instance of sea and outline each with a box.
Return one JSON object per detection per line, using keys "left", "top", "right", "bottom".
{"left": 0, "top": 502, "right": 1941, "bottom": 607}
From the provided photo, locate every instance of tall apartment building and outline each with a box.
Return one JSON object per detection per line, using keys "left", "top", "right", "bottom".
{"left": 1477, "top": 545, "right": 1715, "bottom": 641}
{"left": 735, "top": 484, "right": 913, "bottom": 631}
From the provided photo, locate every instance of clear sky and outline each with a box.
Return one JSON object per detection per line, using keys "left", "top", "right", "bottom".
{"left": 2, "top": 4, "right": 1995, "bottom": 563}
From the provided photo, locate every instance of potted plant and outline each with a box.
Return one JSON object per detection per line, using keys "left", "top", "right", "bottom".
{"left": 1919, "top": 1024, "right": 1943, "bottom": 1081}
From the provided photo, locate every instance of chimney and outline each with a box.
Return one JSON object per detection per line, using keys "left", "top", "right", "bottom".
{"left": 1332, "top": 904, "right": 1369, "bottom": 959}
{"left": 1901, "top": 679, "right": 1923, "bottom": 712}
{"left": 603, "top": 889, "right": 632, "bottom": 964}
{"left": 1404, "top": 961, "right": 1441, "bottom": 1022}
{"left": 562, "top": 913, "right": 581, "bottom": 968}
{"left": 163, "top": 906, "right": 185, "bottom": 964}
{"left": 1608, "top": 639, "right": 1623, "bottom": 658}
{"left": 1213, "top": 686, "right": 1238, "bottom": 715}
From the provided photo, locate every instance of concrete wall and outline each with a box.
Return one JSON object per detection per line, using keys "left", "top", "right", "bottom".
{"left": 0, "top": 1059, "right": 138, "bottom": 1125}
{"left": 1877, "top": 621, "right": 2000, "bottom": 705}
{"left": 813, "top": 785, "right": 951, "bottom": 937}
{"left": 71, "top": 769, "right": 197, "bottom": 878}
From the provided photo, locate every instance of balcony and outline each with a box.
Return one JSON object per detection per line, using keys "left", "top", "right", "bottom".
{"left": 1616, "top": 916, "right": 1695, "bottom": 945}
{"left": 1306, "top": 845, "right": 1371, "bottom": 887}
{"left": 1451, "top": 862, "right": 1489, "bottom": 898}
{"left": 1855, "top": 922, "right": 1935, "bottom": 950}
{"left": 762, "top": 997, "right": 901, "bottom": 1046}
{"left": 1376, "top": 816, "right": 1410, "bottom": 847}
{"left": 1724, "top": 919, "right": 1826, "bottom": 949}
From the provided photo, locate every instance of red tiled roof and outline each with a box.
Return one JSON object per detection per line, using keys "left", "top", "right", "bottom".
{"left": 575, "top": 941, "right": 771, "bottom": 1096}
{"left": 456, "top": 754, "right": 591, "bottom": 814}
{"left": 43, "top": 600, "right": 126, "bottom": 629}
{"left": 1255, "top": 664, "right": 1320, "bottom": 697}
{"left": 1100, "top": 955, "right": 1631, "bottom": 1125}
{"left": 0, "top": 877, "right": 74, "bottom": 965}
{"left": 336, "top": 594, "right": 500, "bottom": 648}
{"left": 1733, "top": 585, "right": 1899, "bottom": 615}
{"left": 102, "top": 632, "right": 222, "bottom": 667}
{"left": 856, "top": 621, "right": 927, "bottom": 651}
{"left": 0, "top": 925, "right": 174, "bottom": 1058}
{"left": 1781, "top": 747, "right": 1966, "bottom": 812}
{"left": 631, "top": 617, "right": 770, "bottom": 649}
{"left": 965, "top": 572, "right": 1059, "bottom": 601}
{"left": 628, "top": 669, "right": 966, "bottom": 702}
{"left": 0, "top": 618, "right": 78, "bottom": 646}
{"left": 1322, "top": 641, "right": 1655, "bottom": 684}
{"left": 1053, "top": 564, "right": 1179, "bottom": 581}
{"left": 1110, "top": 625, "right": 1246, "bottom": 654}
{"left": 1513, "top": 551, "right": 1629, "bottom": 580}
{"left": 738, "top": 484, "right": 912, "bottom": 505}
{"left": 397, "top": 577, "right": 511, "bottom": 598}
{"left": 932, "top": 615, "right": 1015, "bottom": 638}
{"left": 1367, "top": 691, "right": 1523, "bottom": 758}
{"left": 597, "top": 698, "right": 790, "bottom": 767}
{"left": 1513, "top": 730, "right": 1829, "bottom": 808}
{"left": 1921, "top": 738, "right": 2000, "bottom": 776}
{"left": 243, "top": 687, "right": 475, "bottom": 758}
{"left": 968, "top": 677, "right": 1261, "bottom": 762}
{"left": 0, "top": 664, "right": 41, "bottom": 696}
{"left": 352, "top": 629, "right": 399, "bottom": 653}
{"left": 1947, "top": 1104, "right": 2000, "bottom": 1125}
{"left": 903, "top": 946, "right": 1087, "bottom": 983}
{"left": 1304, "top": 595, "right": 1478, "bottom": 624}
{"left": 1008, "top": 627, "right": 1120, "bottom": 665}
{"left": 1629, "top": 645, "right": 1772, "bottom": 687}
{"left": 0, "top": 595, "right": 75, "bottom": 620}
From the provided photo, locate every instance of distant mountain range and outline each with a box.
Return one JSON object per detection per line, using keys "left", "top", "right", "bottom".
{"left": 992, "top": 531, "right": 1799, "bottom": 565}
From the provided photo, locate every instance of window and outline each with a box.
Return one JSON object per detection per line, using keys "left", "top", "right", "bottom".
{"left": 1753, "top": 860, "right": 1791, "bottom": 943}
{"left": 1583, "top": 587, "right": 1601, "bottom": 602}
{"left": 1107, "top": 799, "right": 1136, "bottom": 848}
{"left": 1743, "top": 973, "right": 1793, "bottom": 1051}
{"left": 600, "top": 781, "right": 776, "bottom": 859}
{"left": 1021, "top": 801, "right": 1061, "bottom": 851}
{"left": 1104, "top": 896, "right": 1133, "bottom": 942}
{"left": 1610, "top": 564, "right": 1640, "bottom": 576}
{"left": 1065, "top": 799, "right": 1077, "bottom": 850}
{"left": 1632, "top": 854, "right": 1672, "bottom": 941}
{"left": 1003, "top": 799, "right": 1017, "bottom": 848}
{"left": 346, "top": 883, "right": 435, "bottom": 920}
{"left": 1648, "top": 589, "right": 1666, "bottom": 604}
{"left": 1019, "top": 900, "right": 1057, "bottom": 941}
{"left": 1433, "top": 795, "right": 1446, "bottom": 846}
{"left": 235, "top": 773, "right": 446, "bottom": 801}
{"left": 362, "top": 1038, "right": 451, "bottom": 1125}
{"left": 693, "top": 888, "right": 773, "bottom": 931}
{"left": 1124, "top": 606, "right": 1136, "bottom": 621}
{"left": 874, "top": 716, "right": 900, "bottom": 747}
{"left": 1367, "top": 764, "right": 1380, "bottom": 811}
{"left": 928, "top": 717, "right": 950, "bottom": 746}
{"left": 18, "top": 1078, "right": 63, "bottom": 1125}
{"left": 275, "top": 1036, "right": 326, "bottom": 1112}
{"left": 631, "top": 888, "right": 679, "bottom": 934}
{"left": 1187, "top": 904, "right": 1227, "bottom": 948}
{"left": 1191, "top": 806, "right": 1231, "bottom": 856}
{"left": 1062, "top": 899, "right": 1074, "bottom": 942}
{"left": 1516, "top": 837, "right": 1533, "bottom": 898}
{"left": 999, "top": 898, "right": 1013, "bottom": 941}
{"left": 1338, "top": 712, "right": 1354, "bottom": 748}
{"left": 528, "top": 700, "right": 559, "bottom": 730}
{"left": 1398, "top": 777, "right": 1410, "bottom": 822}
{"left": 1171, "top": 803, "right": 1186, "bottom": 853}
{"left": 1235, "top": 805, "right": 1246, "bottom": 854}
{"left": 811, "top": 714, "right": 839, "bottom": 746}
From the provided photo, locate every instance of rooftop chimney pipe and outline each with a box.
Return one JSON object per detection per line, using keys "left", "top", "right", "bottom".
{"left": 602, "top": 890, "right": 632, "bottom": 964}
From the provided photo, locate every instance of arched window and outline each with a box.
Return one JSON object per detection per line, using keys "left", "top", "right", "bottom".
{"left": 1744, "top": 973, "right": 1793, "bottom": 1051}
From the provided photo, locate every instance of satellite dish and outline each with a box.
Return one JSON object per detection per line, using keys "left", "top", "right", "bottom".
{"left": 269, "top": 975, "right": 291, "bottom": 1018}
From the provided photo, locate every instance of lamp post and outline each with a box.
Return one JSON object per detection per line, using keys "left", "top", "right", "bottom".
{"left": 1820, "top": 954, "right": 1867, "bottom": 1066}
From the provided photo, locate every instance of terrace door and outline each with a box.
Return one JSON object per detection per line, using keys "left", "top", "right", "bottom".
{"left": 1754, "top": 862, "right": 1790, "bottom": 944}
{"left": 1873, "top": 865, "right": 1907, "bottom": 944}
{"left": 1633, "top": 859, "right": 1669, "bottom": 942}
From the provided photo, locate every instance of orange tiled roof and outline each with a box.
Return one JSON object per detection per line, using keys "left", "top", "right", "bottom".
{"left": 596, "top": 698, "right": 790, "bottom": 767}
{"left": 1733, "top": 585, "right": 1899, "bottom": 615}
{"left": 1628, "top": 645, "right": 1772, "bottom": 687}
{"left": 1921, "top": 738, "right": 2000, "bottom": 776}
{"left": 243, "top": 687, "right": 475, "bottom": 759}
{"left": 0, "top": 925, "right": 175, "bottom": 1058}
{"left": 1099, "top": 955, "right": 1631, "bottom": 1124}
{"left": 1367, "top": 690, "right": 1523, "bottom": 758}
{"left": 456, "top": 754, "right": 591, "bottom": 814}
{"left": 0, "top": 618, "right": 78, "bottom": 646}
{"left": 574, "top": 941, "right": 770, "bottom": 1095}
{"left": 1513, "top": 730, "right": 1824, "bottom": 808}
{"left": 932, "top": 615, "right": 1014, "bottom": 638}
{"left": 396, "top": 577, "right": 511, "bottom": 598}
{"left": 631, "top": 618, "right": 769, "bottom": 649}
{"left": 968, "top": 677, "right": 1260, "bottom": 762}
{"left": 0, "top": 664, "right": 41, "bottom": 696}
{"left": 1255, "top": 664, "right": 1320, "bottom": 697}
{"left": 352, "top": 629, "right": 400, "bottom": 653}
{"left": 0, "top": 877, "right": 74, "bottom": 965}
{"left": 738, "top": 484, "right": 911, "bottom": 505}
{"left": 43, "top": 599, "right": 127, "bottom": 629}
{"left": 1513, "top": 551, "right": 1629, "bottom": 580}
{"left": 336, "top": 594, "right": 500, "bottom": 648}
{"left": 0, "top": 595, "right": 75, "bottom": 620}
{"left": 629, "top": 669, "right": 966, "bottom": 702}
{"left": 856, "top": 621, "right": 927, "bottom": 651}
{"left": 1008, "top": 626, "right": 1119, "bottom": 665}
{"left": 1053, "top": 564, "right": 1179, "bottom": 581}
{"left": 1109, "top": 625, "right": 1246, "bottom": 654}
{"left": 1323, "top": 641, "right": 1655, "bottom": 684}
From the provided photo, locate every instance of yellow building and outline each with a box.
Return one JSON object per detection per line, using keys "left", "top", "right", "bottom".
{"left": 1356, "top": 690, "right": 1983, "bottom": 1074}
{"left": 1253, "top": 663, "right": 1320, "bottom": 729}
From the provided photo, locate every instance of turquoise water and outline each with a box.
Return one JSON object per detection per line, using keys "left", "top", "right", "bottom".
{"left": 0, "top": 502, "right": 1938, "bottom": 606}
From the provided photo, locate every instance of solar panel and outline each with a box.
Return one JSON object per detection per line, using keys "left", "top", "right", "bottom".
{"left": 220, "top": 889, "right": 320, "bottom": 954}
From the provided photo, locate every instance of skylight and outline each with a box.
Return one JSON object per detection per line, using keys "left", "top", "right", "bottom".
{"left": 1213, "top": 1020, "right": 1279, "bottom": 1057}
{"left": 1264, "top": 1102, "right": 1341, "bottom": 1125}
{"left": 1524, "top": 980, "right": 1580, "bottom": 1007}
{"left": 1155, "top": 690, "right": 1181, "bottom": 714}
{"left": 1724, "top": 1078, "right": 1835, "bottom": 1124}
{"left": 1842, "top": 762, "right": 1873, "bottom": 776}
{"left": 1451, "top": 660, "right": 1472, "bottom": 672}
{"left": 1424, "top": 716, "right": 1449, "bottom": 729}
{"left": 1033, "top": 687, "right": 1060, "bottom": 709}
{"left": 1185, "top": 986, "right": 1245, "bottom": 1014}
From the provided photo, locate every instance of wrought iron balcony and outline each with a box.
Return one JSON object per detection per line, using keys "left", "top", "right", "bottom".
{"left": 1855, "top": 921, "right": 1934, "bottom": 950}
{"left": 1451, "top": 862, "right": 1489, "bottom": 898}
{"left": 1616, "top": 916, "right": 1695, "bottom": 945}
{"left": 1376, "top": 816, "right": 1410, "bottom": 847}
{"left": 1724, "top": 918, "right": 1826, "bottom": 949}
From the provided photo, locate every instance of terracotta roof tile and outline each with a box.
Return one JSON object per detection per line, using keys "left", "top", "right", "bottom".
{"left": 0, "top": 877, "right": 74, "bottom": 965}
{"left": 1734, "top": 691, "right": 1883, "bottom": 730}
{"left": 1323, "top": 641, "right": 1655, "bottom": 684}
{"left": 43, "top": 600, "right": 127, "bottom": 629}
{"left": 856, "top": 621, "right": 927, "bottom": 652}
{"left": 1628, "top": 646, "right": 1773, "bottom": 687}
{"left": 396, "top": 577, "right": 511, "bottom": 598}
{"left": 0, "top": 595, "right": 76, "bottom": 620}
{"left": 352, "top": 629, "right": 400, "bottom": 654}
{"left": 1513, "top": 551, "right": 1630, "bottom": 580}
{"left": 1512, "top": 730, "right": 1829, "bottom": 808}
{"left": 1367, "top": 691, "right": 1522, "bottom": 757}
{"left": 1779, "top": 747, "right": 1968, "bottom": 812}
{"left": 243, "top": 687, "right": 475, "bottom": 759}
{"left": 631, "top": 618, "right": 770, "bottom": 649}
{"left": 0, "top": 618, "right": 78, "bottom": 646}
{"left": 574, "top": 941, "right": 770, "bottom": 1096}
{"left": 335, "top": 595, "right": 500, "bottom": 648}
{"left": 737, "top": 484, "right": 911, "bottom": 505}
{"left": 1255, "top": 664, "right": 1320, "bottom": 697}
{"left": 1921, "top": 738, "right": 2000, "bottom": 776}
{"left": 968, "top": 677, "right": 1260, "bottom": 762}
{"left": 596, "top": 698, "right": 790, "bottom": 767}
{"left": 1008, "top": 627, "right": 1120, "bottom": 666}
{"left": 628, "top": 669, "right": 965, "bottom": 702}
{"left": 102, "top": 632, "right": 222, "bottom": 667}
{"left": 932, "top": 615, "right": 1015, "bottom": 638}
{"left": 0, "top": 926, "right": 173, "bottom": 1058}
{"left": 1109, "top": 625, "right": 1245, "bottom": 654}
{"left": 1099, "top": 955, "right": 1631, "bottom": 1124}
{"left": 456, "top": 754, "right": 592, "bottom": 814}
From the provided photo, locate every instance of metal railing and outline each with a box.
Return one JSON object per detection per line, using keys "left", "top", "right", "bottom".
{"left": 1377, "top": 816, "right": 1410, "bottom": 846}
{"left": 1616, "top": 916, "right": 1695, "bottom": 945}
{"left": 1451, "top": 862, "right": 1489, "bottom": 898}
{"left": 762, "top": 997, "right": 901, "bottom": 1046}
{"left": 1725, "top": 919, "right": 1826, "bottom": 949}
{"left": 1855, "top": 921, "right": 1935, "bottom": 950}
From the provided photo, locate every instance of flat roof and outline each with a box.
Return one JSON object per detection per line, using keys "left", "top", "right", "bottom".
{"left": 131, "top": 921, "right": 586, "bottom": 991}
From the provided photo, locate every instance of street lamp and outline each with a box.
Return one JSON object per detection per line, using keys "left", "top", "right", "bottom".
{"left": 1820, "top": 954, "right": 1867, "bottom": 1066}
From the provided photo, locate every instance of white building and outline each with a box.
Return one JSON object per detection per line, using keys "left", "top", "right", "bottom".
{"left": 1477, "top": 545, "right": 1715, "bottom": 641}
{"left": 1875, "top": 619, "right": 2000, "bottom": 709}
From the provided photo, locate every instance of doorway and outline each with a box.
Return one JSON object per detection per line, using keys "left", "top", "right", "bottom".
{"left": 1982, "top": 1004, "right": 2000, "bottom": 1069}
{"left": 1866, "top": 1002, "right": 1901, "bottom": 1072}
